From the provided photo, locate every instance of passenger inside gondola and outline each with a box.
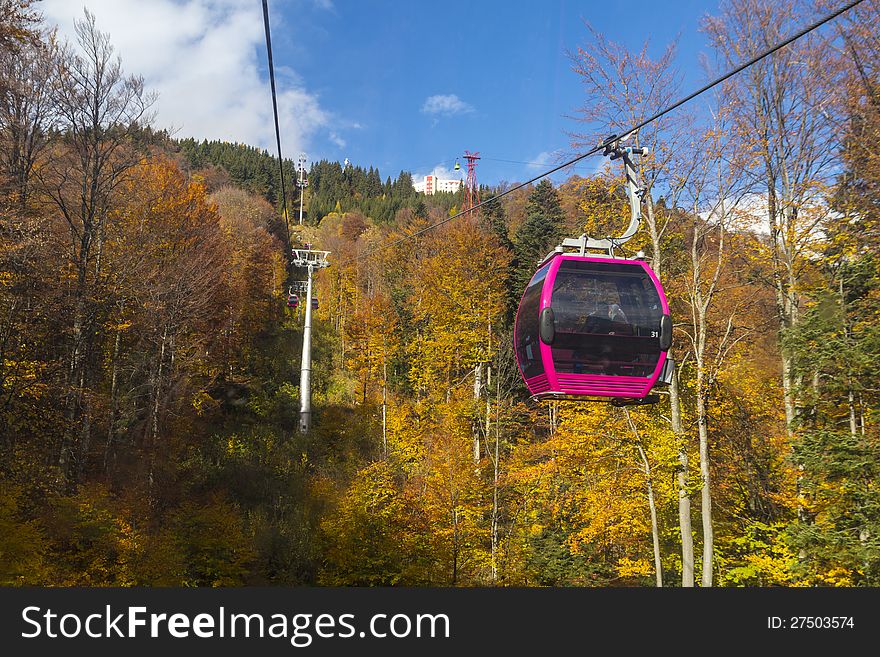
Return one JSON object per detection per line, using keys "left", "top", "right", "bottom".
{"left": 579, "top": 300, "right": 632, "bottom": 335}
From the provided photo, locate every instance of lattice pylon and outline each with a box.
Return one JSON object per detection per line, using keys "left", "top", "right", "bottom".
{"left": 462, "top": 150, "right": 481, "bottom": 220}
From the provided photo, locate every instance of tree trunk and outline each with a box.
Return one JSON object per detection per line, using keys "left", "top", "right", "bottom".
{"left": 451, "top": 507, "right": 459, "bottom": 585}
{"left": 485, "top": 365, "right": 492, "bottom": 451}
{"left": 859, "top": 395, "right": 866, "bottom": 436}
{"left": 780, "top": 349, "right": 796, "bottom": 432}
{"left": 669, "top": 363, "right": 694, "bottom": 586}
{"left": 151, "top": 327, "right": 168, "bottom": 446}
{"left": 639, "top": 441, "right": 663, "bottom": 587}
{"left": 768, "top": 185, "right": 797, "bottom": 437}
{"left": 848, "top": 390, "right": 859, "bottom": 440}
{"left": 60, "top": 276, "right": 88, "bottom": 486}
{"left": 625, "top": 409, "right": 663, "bottom": 587}
{"left": 148, "top": 325, "right": 169, "bottom": 498}
{"left": 697, "top": 385, "right": 713, "bottom": 587}
{"left": 491, "top": 369, "right": 501, "bottom": 583}
{"left": 104, "top": 325, "right": 122, "bottom": 473}
{"left": 382, "top": 358, "right": 388, "bottom": 456}
{"left": 841, "top": 277, "right": 859, "bottom": 442}
{"left": 76, "top": 396, "right": 92, "bottom": 482}
{"left": 473, "top": 362, "right": 482, "bottom": 463}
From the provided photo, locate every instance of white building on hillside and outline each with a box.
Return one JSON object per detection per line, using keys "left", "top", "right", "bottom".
{"left": 413, "top": 175, "right": 463, "bottom": 195}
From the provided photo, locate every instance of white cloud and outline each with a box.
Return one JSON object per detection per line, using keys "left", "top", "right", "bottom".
{"left": 329, "top": 131, "right": 346, "bottom": 148}
{"left": 413, "top": 163, "right": 462, "bottom": 181}
{"left": 40, "top": 0, "right": 332, "bottom": 157}
{"left": 697, "top": 192, "right": 799, "bottom": 236}
{"left": 727, "top": 193, "right": 770, "bottom": 234}
{"left": 430, "top": 164, "right": 456, "bottom": 179}
{"left": 527, "top": 150, "right": 555, "bottom": 170}
{"left": 421, "top": 94, "right": 474, "bottom": 117}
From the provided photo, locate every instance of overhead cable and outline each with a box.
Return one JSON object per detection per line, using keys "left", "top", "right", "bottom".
{"left": 261, "top": 0, "right": 291, "bottom": 246}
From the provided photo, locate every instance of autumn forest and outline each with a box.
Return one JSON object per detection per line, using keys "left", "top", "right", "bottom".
{"left": 1, "top": 0, "right": 879, "bottom": 587}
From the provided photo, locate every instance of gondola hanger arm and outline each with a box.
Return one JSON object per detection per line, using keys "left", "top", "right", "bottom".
{"left": 545, "top": 138, "right": 649, "bottom": 261}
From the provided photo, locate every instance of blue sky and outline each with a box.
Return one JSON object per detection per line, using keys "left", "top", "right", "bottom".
{"left": 42, "top": 0, "right": 721, "bottom": 186}
{"left": 280, "top": 0, "right": 717, "bottom": 184}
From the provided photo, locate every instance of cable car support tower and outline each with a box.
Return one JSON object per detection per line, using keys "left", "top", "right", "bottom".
{"left": 291, "top": 246, "right": 330, "bottom": 433}
{"left": 296, "top": 153, "right": 309, "bottom": 225}
{"left": 461, "top": 151, "right": 481, "bottom": 218}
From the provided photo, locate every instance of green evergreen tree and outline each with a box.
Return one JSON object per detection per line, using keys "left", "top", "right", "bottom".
{"left": 412, "top": 197, "right": 428, "bottom": 221}
{"left": 785, "top": 253, "right": 880, "bottom": 585}
{"left": 392, "top": 171, "right": 415, "bottom": 199}
{"left": 480, "top": 196, "right": 513, "bottom": 250}
{"left": 512, "top": 180, "right": 565, "bottom": 294}
{"left": 788, "top": 428, "right": 880, "bottom": 585}
{"left": 479, "top": 197, "right": 517, "bottom": 322}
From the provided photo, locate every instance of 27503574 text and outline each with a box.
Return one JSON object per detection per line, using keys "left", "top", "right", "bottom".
{"left": 767, "top": 616, "right": 854, "bottom": 630}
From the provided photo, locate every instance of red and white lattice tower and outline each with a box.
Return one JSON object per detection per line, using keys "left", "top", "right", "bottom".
{"left": 462, "top": 150, "right": 481, "bottom": 218}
